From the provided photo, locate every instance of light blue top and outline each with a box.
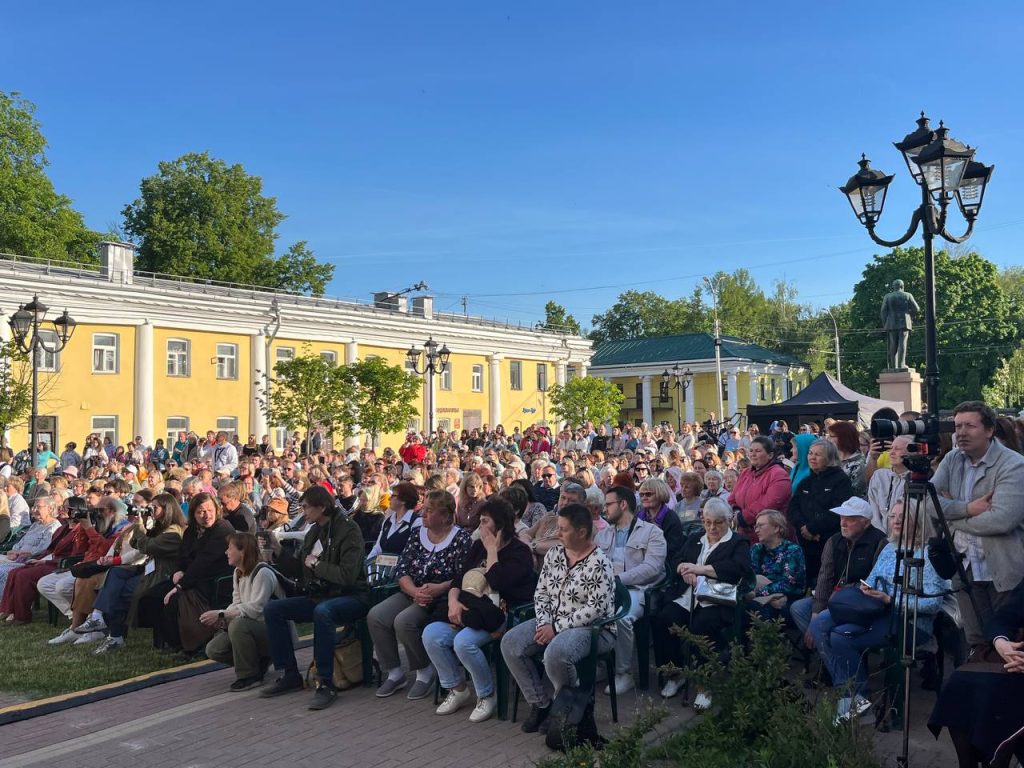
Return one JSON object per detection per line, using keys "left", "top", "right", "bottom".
{"left": 865, "top": 542, "right": 950, "bottom": 635}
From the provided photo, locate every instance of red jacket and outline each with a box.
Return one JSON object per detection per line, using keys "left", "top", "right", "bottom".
{"left": 730, "top": 461, "right": 793, "bottom": 542}
{"left": 399, "top": 443, "right": 426, "bottom": 465}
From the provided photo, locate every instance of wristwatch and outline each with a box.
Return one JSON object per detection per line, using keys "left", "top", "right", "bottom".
{"left": 218, "top": 611, "right": 225, "bottom": 621}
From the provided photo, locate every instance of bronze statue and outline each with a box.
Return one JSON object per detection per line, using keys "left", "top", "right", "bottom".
{"left": 880, "top": 279, "right": 920, "bottom": 371}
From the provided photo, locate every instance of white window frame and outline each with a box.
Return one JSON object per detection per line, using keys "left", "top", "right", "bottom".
{"left": 166, "top": 338, "right": 190, "bottom": 377}
{"left": 91, "top": 415, "right": 117, "bottom": 446}
{"left": 275, "top": 347, "right": 295, "bottom": 364}
{"left": 216, "top": 416, "right": 238, "bottom": 439}
{"left": 92, "top": 333, "right": 119, "bottom": 374}
{"left": 216, "top": 343, "right": 239, "bottom": 380}
{"left": 510, "top": 360, "right": 522, "bottom": 391}
{"left": 320, "top": 350, "right": 338, "bottom": 366}
{"left": 35, "top": 329, "right": 59, "bottom": 372}
{"left": 439, "top": 363, "right": 452, "bottom": 391}
{"left": 536, "top": 363, "right": 548, "bottom": 392}
{"left": 166, "top": 416, "right": 189, "bottom": 449}
{"left": 471, "top": 364, "right": 483, "bottom": 393}
{"left": 274, "top": 425, "right": 288, "bottom": 451}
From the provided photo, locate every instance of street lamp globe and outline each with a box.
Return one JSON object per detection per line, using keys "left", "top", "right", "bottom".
{"left": 913, "top": 123, "right": 974, "bottom": 201}
{"left": 894, "top": 112, "right": 936, "bottom": 185}
{"left": 954, "top": 160, "right": 994, "bottom": 222}
{"left": 9, "top": 306, "right": 32, "bottom": 346}
{"left": 438, "top": 343, "right": 451, "bottom": 369}
{"left": 840, "top": 154, "right": 894, "bottom": 227}
{"left": 53, "top": 309, "right": 77, "bottom": 346}
{"left": 24, "top": 295, "right": 48, "bottom": 323}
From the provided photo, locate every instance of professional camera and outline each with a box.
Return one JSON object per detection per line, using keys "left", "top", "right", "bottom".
{"left": 126, "top": 502, "right": 154, "bottom": 518}
{"left": 871, "top": 412, "right": 954, "bottom": 478}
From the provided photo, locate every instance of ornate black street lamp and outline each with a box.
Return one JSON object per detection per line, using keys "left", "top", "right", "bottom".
{"left": 840, "top": 113, "right": 993, "bottom": 412}
{"left": 661, "top": 363, "right": 693, "bottom": 432}
{"left": 406, "top": 337, "right": 450, "bottom": 437}
{"left": 8, "top": 296, "right": 77, "bottom": 469}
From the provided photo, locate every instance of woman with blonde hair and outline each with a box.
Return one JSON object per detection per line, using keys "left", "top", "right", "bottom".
{"left": 636, "top": 477, "right": 686, "bottom": 565}
{"left": 456, "top": 473, "right": 487, "bottom": 533}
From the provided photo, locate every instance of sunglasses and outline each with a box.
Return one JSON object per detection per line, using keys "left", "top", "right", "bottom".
{"left": 542, "top": 473, "right": 556, "bottom": 478}
{"left": 638, "top": 491, "right": 655, "bottom": 497}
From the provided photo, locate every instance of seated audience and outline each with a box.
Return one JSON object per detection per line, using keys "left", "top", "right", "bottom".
{"left": 636, "top": 477, "right": 686, "bottom": 566}
{"left": 366, "top": 481, "right": 421, "bottom": 560}
{"left": 748, "top": 509, "right": 806, "bottom": 623}
{"left": 789, "top": 438, "right": 854, "bottom": 581}
{"left": 423, "top": 497, "right": 535, "bottom": 722}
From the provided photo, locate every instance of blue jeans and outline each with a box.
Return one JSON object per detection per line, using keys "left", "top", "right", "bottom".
{"left": 790, "top": 596, "right": 814, "bottom": 634}
{"left": 810, "top": 609, "right": 932, "bottom": 696}
{"left": 94, "top": 565, "right": 142, "bottom": 639}
{"left": 263, "top": 595, "right": 368, "bottom": 686}
{"left": 422, "top": 621, "right": 496, "bottom": 697}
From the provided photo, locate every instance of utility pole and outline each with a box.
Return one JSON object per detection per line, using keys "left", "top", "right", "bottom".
{"left": 461, "top": 296, "right": 468, "bottom": 316}
{"left": 703, "top": 276, "right": 724, "bottom": 425}
{"left": 824, "top": 307, "right": 842, "bottom": 382}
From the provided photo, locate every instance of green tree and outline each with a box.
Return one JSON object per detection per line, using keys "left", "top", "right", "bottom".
{"left": 260, "top": 349, "right": 353, "bottom": 446}
{"left": 122, "top": 152, "right": 335, "bottom": 295}
{"left": 841, "top": 247, "right": 1019, "bottom": 408}
{"left": 0, "top": 340, "right": 33, "bottom": 442}
{"left": 983, "top": 345, "right": 1024, "bottom": 410}
{"left": 589, "top": 290, "right": 705, "bottom": 344}
{"left": 540, "top": 300, "right": 581, "bottom": 335}
{"left": 0, "top": 91, "right": 104, "bottom": 263}
{"left": 548, "top": 376, "right": 625, "bottom": 427}
{"left": 345, "top": 357, "right": 420, "bottom": 448}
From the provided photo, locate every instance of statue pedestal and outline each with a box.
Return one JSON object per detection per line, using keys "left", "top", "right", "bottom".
{"left": 877, "top": 370, "right": 923, "bottom": 414}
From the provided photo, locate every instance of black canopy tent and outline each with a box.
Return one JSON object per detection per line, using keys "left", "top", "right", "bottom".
{"left": 746, "top": 372, "right": 904, "bottom": 432}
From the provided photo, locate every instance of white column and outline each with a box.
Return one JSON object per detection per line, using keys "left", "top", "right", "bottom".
{"left": 749, "top": 368, "right": 759, "bottom": 406}
{"left": 685, "top": 382, "right": 695, "bottom": 425}
{"left": 726, "top": 371, "right": 738, "bottom": 419}
{"left": 555, "top": 361, "right": 567, "bottom": 386}
{"left": 578, "top": 362, "right": 588, "bottom": 379}
{"left": 133, "top": 321, "right": 154, "bottom": 447}
{"left": 0, "top": 314, "right": 9, "bottom": 448}
{"left": 488, "top": 355, "right": 503, "bottom": 428}
{"left": 344, "top": 341, "right": 360, "bottom": 448}
{"left": 640, "top": 375, "right": 653, "bottom": 427}
{"left": 250, "top": 333, "right": 268, "bottom": 440}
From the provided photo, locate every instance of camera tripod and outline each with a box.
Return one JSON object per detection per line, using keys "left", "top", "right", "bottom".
{"left": 879, "top": 457, "right": 981, "bottom": 768}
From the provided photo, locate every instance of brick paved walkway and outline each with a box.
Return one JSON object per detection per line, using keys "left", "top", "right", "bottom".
{"left": 0, "top": 644, "right": 960, "bottom": 768}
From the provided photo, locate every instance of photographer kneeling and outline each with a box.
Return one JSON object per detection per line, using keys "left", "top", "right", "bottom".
{"left": 260, "top": 485, "right": 369, "bottom": 711}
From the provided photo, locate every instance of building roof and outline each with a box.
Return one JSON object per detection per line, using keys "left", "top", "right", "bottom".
{"left": 590, "top": 333, "right": 807, "bottom": 368}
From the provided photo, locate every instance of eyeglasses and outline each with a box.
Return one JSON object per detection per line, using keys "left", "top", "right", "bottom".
{"left": 638, "top": 491, "right": 655, "bottom": 498}
{"left": 542, "top": 473, "right": 556, "bottom": 478}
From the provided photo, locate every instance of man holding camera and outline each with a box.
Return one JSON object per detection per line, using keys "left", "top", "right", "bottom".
{"left": 260, "top": 486, "right": 369, "bottom": 710}
{"left": 930, "top": 401, "right": 1024, "bottom": 648}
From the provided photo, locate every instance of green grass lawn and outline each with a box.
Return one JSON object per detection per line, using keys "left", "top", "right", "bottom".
{"left": 0, "top": 608, "right": 178, "bottom": 700}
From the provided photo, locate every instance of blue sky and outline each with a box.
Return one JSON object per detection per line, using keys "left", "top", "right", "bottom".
{"left": 3, "top": 2, "right": 1023, "bottom": 335}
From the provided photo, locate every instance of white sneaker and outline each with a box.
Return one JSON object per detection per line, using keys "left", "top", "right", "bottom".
{"left": 693, "top": 692, "right": 712, "bottom": 711}
{"left": 435, "top": 686, "right": 472, "bottom": 715}
{"left": 94, "top": 636, "right": 126, "bottom": 655}
{"left": 604, "top": 673, "right": 635, "bottom": 696}
{"left": 469, "top": 695, "right": 496, "bottom": 723}
{"left": 48, "top": 627, "right": 78, "bottom": 645}
{"left": 73, "top": 631, "right": 106, "bottom": 645}
{"left": 660, "top": 678, "right": 682, "bottom": 699}
{"left": 834, "top": 694, "right": 872, "bottom": 725}
{"left": 73, "top": 616, "right": 108, "bottom": 634}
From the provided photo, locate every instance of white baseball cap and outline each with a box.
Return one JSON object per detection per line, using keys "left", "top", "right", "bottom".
{"left": 831, "top": 497, "right": 872, "bottom": 518}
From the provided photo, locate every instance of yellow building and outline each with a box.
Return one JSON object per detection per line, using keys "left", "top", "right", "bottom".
{"left": 588, "top": 334, "right": 810, "bottom": 429}
{"left": 0, "top": 244, "right": 591, "bottom": 451}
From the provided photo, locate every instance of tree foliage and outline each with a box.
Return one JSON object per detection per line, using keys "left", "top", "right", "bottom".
{"left": 0, "top": 91, "right": 104, "bottom": 263}
{"left": 0, "top": 340, "right": 33, "bottom": 440}
{"left": 548, "top": 376, "right": 624, "bottom": 427}
{"left": 122, "top": 152, "right": 335, "bottom": 295}
{"left": 841, "top": 247, "right": 1020, "bottom": 408}
{"left": 260, "top": 349, "right": 353, "bottom": 443}
{"left": 540, "top": 300, "right": 582, "bottom": 335}
{"left": 346, "top": 357, "right": 420, "bottom": 448}
{"left": 983, "top": 345, "right": 1024, "bottom": 410}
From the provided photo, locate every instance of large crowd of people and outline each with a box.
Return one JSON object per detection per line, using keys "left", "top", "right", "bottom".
{"left": 2, "top": 406, "right": 1024, "bottom": 763}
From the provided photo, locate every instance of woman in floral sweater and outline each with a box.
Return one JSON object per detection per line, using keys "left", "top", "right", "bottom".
{"left": 748, "top": 509, "right": 806, "bottom": 622}
{"left": 500, "top": 503, "right": 615, "bottom": 736}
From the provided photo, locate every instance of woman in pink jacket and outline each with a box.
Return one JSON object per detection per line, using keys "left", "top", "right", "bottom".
{"left": 729, "top": 436, "right": 792, "bottom": 543}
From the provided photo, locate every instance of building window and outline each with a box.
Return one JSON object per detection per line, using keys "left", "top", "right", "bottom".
{"left": 215, "top": 343, "right": 238, "bottom": 379}
{"left": 635, "top": 382, "right": 643, "bottom": 410}
{"left": 91, "top": 416, "right": 117, "bottom": 445}
{"left": 510, "top": 361, "right": 522, "bottom": 391}
{"left": 759, "top": 377, "right": 767, "bottom": 402}
{"left": 437, "top": 418, "right": 452, "bottom": 433}
{"left": 320, "top": 350, "right": 337, "bottom": 366}
{"left": 216, "top": 416, "right": 238, "bottom": 440}
{"left": 35, "top": 329, "right": 59, "bottom": 372}
{"left": 440, "top": 363, "right": 452, "bottom": 391}
{"left": 275, "top": 347, "right": 295, "bottom": 365}
{"left": 167, "top": 338, "right": 190, "bottom": 377}
{"left": 567, "top": 364, "right": 577, "bottom": 381}
{"left": 406, "top": 417, "right": 421, "bottom": 433}
{"left": 471, "top": 364, "right": 483, "bottom": 392}
{"left": 92, "top": 333, "right": 119, "bottom": 373}
{"left": 404, "top": 358, "right": 416, "bottom": 374}
{"left": 166, "top": 416, "right": 189, "bottom": 448}
{"left": 771, "top": 378, "right": 779, "bottom": 401}
{"left": 536, "top": 363, "right": 548, "bottom": 392}
{"left": 274, "top": 425, "right": 288, "bottom": 451}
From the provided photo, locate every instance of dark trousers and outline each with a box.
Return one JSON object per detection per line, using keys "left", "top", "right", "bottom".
{"left": 652, "top": 600, "right": 734, "bottom": 669}
{"left": 264, "top": 595, "right": 368, "bottom": 686}
{"left": 0, "top": 562, "right": 56, "bottom": 622}
{"left": 135, "top": 579, "right": 175, "bottom": 649}
{"left": 94, "top": 566, "right": 142, "bottom": 638}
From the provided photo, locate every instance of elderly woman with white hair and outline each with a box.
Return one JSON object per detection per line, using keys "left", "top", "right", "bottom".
{"left": 788, "top": 438, "right": 854, "bottom": 581}
{"left": 652, "top": 497, "right": 753, "bottom": 703}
